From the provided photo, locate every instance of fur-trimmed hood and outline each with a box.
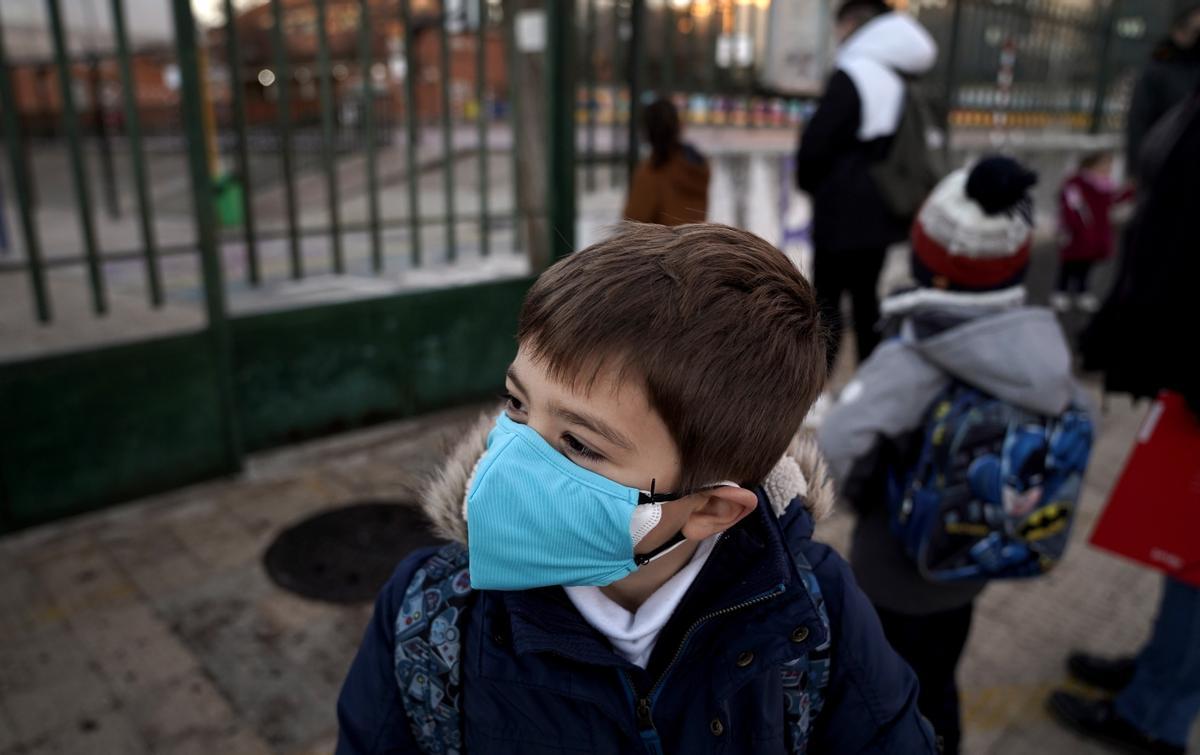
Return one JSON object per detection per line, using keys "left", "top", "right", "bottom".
{"left": 421, "top": 410, "right": 835, "bottom": 545}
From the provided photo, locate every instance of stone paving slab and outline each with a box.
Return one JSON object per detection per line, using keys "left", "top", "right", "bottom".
{"left": 1, "top": 394, "right": 1196, "bottom": 754}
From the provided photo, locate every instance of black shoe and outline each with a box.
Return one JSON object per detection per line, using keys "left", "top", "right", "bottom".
{"left": 1047, "top": 691, "right": 1183, "bottom": 755}
{"left": 1067, "top": 652, "right": 1137, "bottom": 692}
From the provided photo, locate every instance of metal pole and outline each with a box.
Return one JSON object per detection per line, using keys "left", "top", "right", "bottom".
{"left": 0, "top": 15, "right": 52, "bottom": 321}
{"left": 661, "top": 2, "right": 673, "bottom": 95}
{"left": 401, "top": 0, "right": 423, "bottom": 266}
{"left": 112, "top": 0, "right": 164, "bottom": 306}
{"left": 626, "top": 0, "right": 645, "bottom": 182}
{"left": 358, "top": 0, "right": 383, "bottom": 272}
{"left": 610, "top": 0, "right": 624, "bottom": 188}
{"left": 223, "top": 0, "right": 260, "bottom": 286}
{"left": 315, "top": 0, "right": 344, "bottom": 273}
{"left": 584, "top": 0, "right": 597, "bottom": 192}
{"left": 706, "top": 0, "right": 720, "bottom": 96}
{"left": 271, "top": 0, "right": 303, "bottom": 278}
{"left": 504, "top": 0, "right": 524, "bottom": 249}
{"left": 687, "top": 0, "right": 698, "bottom": 95}
{"left": 940, "top": 0, "right": 964, "bottom": 162}
{"left": 743, "top": 1, "right": 756, "bottom": 114}
{"left": 170, "top": 0, "right": 243, "bottom": 473}
{"left": 1089, "top": 0, "right": 1119, "bottom": 134}
{"left": 89, "top": 56, "right": 121, "bottom": 218}
{"left": 547, "top": 0, "right": 575, "bottom": 260}
{"left": 47, "top": 0, "right": 107, "bottom": 315}
{"left": 438, "top": 0, "right": 458, "bottom": 262}
{"left": 475, "top": 0, "right": 491, "bottom": 256}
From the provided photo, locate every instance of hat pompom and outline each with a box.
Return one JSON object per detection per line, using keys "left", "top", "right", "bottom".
{"left": 965, "top": 156, "right": 1038, "bottom": 216}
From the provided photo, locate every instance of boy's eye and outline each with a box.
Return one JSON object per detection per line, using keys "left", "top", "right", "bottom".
{"left": 501, "top": 390, "right": 525, "bottom": 415}
{"left": 562, "top": 433, "right": 604, "bottom": 462}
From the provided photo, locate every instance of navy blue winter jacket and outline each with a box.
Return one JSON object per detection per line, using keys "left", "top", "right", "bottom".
{"left": 335, "top": 420, "right": 936, "bottom": 754}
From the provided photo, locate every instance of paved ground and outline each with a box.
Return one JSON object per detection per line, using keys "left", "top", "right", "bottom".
{"left": 1, "top": 370, "right": 1195, "bottom": 754}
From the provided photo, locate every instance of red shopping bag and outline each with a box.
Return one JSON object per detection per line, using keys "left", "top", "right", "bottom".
{"left": 1089, "top": 391, "right": 1200, "bottom": 587}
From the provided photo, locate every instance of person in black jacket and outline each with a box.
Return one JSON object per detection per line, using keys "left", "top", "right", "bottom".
{"left": 796, "top": 0, "right": 936, "bottom": 370}
{"left": 1125, "top": 2, "right": 1200, "bottom": 180}
{"left": 1049, "top": 89, "right": 1200, "bottom": 755}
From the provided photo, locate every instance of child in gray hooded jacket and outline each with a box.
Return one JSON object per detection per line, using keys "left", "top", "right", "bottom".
{"left": 818, "top": 156, "right": 1090, "bottom": 754}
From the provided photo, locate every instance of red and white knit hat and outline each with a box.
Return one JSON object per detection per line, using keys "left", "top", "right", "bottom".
{"left": 911, "top": 156, "right": 1037, "bottom": 292}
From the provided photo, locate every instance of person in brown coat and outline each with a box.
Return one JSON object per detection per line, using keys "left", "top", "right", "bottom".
{"left": 623, "top": 98, "right": 710, "bottom": 226}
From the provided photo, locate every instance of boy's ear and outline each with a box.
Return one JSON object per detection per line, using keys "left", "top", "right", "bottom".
{"left": 681, "top": 486, "right": 759, "bottom": 541}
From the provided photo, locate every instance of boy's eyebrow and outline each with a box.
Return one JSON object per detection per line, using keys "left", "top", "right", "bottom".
{"left": 506, "top": 365, "right": 635, "bottom": 452}
{"left": 552, "top": 407, "right": 635, "bottom": 452}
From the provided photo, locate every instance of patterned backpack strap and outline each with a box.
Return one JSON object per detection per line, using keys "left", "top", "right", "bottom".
{"left": 393, "top": 542, "right": 473, "bottom": 755}
{"left": 781, "top": 545, "right": 833, "bottom": 754}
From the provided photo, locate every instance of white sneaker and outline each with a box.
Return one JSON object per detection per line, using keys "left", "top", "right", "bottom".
{"left": 1077, "top": 293, "right": 1100, "bottom": 313}
{"left": 1049, "top": 293, "right": 1072, "bottom": 312}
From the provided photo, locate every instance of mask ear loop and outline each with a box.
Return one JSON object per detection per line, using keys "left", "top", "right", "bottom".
{"left": 632, "top": 479, "right": 744, "bottom": 566}
{"left": 634, "top": 529, "right": 689, "bottom": 566}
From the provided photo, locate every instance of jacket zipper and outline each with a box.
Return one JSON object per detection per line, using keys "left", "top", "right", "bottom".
{"left": 621, "top": 582, "right": 788, "bottom": 748}
{"left": 647, "top": 584, "right": 786, "bottom": 698}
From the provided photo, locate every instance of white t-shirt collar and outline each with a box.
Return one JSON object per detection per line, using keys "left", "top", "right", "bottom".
{"left": 565, "top": 535, "right": 719, "bottom": 669}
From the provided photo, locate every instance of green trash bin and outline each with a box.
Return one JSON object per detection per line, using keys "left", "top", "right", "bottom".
{"left": 213, "top": 174, "right": 245, "bottom": 227}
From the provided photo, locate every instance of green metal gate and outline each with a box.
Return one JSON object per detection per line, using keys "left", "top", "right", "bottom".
{"left": 0, "top": 0, "right": 577, "bottom": 533}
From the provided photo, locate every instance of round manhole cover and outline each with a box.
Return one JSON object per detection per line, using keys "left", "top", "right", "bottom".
{"left": 263, "top": 501, "right": 445, "bottom": 603}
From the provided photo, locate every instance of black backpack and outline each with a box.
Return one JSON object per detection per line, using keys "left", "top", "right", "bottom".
{"left": 870, "top": 85, "right": 941, "bottom": 220}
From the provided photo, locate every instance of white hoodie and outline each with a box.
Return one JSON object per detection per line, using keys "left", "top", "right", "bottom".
{"left": 836, "top": 12, "right": 938, "bottom": 141}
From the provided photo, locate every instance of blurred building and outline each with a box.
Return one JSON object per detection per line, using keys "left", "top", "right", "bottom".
{"left": 218, "top": 0, "right": 508, "bottom": 128}
{"left": 0, "top": 0, "right": 508, "bottom": 137}
{"left": 0, "top": 0, "right": 177, "bottom": 133}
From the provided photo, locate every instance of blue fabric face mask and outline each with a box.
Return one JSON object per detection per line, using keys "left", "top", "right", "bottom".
{"left": 465, "top": 412, "right": 714, "bottom": 591}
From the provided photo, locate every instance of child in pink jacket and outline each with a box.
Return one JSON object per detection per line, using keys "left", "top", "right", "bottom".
{"left": 1053, "top": 151, "right": 1133, "bottom": 313}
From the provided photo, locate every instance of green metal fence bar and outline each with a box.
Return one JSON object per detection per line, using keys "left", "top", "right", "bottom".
{"left": 584, "top": 0, "right": 597, "bottom": 191}
{"left": 0, "top": 15, "right": 52, "bottom": 322}
{"left": 224, "top": 0, "right": 260, "bottom": 286}
{"left": 687, "top": 1, "right": 698, "bottom": 93}
{"left": 111, "top": 0, "right": 164, "bottom": 306}
{"left": 88, "top": 56, "right": 121, "bottom": 219}
{"left": 1089, "top": 0, "right": 1118, "bottom": 134}
{"left": 744, "top": 2, "right": 757, "bottom": 109}
{"left": 504, "top": 0, "right": 524, "bottom": 249}
{"left": 547, "top": 0, "right": 576, "bottom": 261}
{"left": 706, "top": 0, "right": 720, "bottom": 94}
{"left": 271, "top": 0, "right": 303, "bottom": 279}
{"left": 661, "top": 2, "right": 674, "bottom": 95}
{"left": 437, "top": 0, "right": 458, "bottom": 262}
{"left": 475, "top": 0, "right": 491, "bottom": 256}
{"left": 401, "top": 0, "right": 423, "bottom": 266}
{"left": 46, "top": 0, "right": 107, "bottom": 315}
{"left": 610, "top": 1, "right": 623, "bottom": 188}
{"left": 626, "top": 0, "right": 646, "bottom": 181}
{"left": 315, "top": 0, "right": 344, "bottom": 274}
{"left": 358, "top": 0, "right": 383, "bottom": 272}
{"left": 169, "top": 0, "right": 243, "bottom": 473}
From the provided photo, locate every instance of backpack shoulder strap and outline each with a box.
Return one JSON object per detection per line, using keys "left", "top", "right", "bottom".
{"left": 393, "top": 542, "right": 473, "bottom": 755}
{"left": 781, "top": 537, "right": 833, "bottom": 753}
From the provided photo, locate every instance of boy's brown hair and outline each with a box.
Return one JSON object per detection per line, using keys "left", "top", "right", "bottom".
{"left": 518, "top": 222, "right": 826, "bottom": 491}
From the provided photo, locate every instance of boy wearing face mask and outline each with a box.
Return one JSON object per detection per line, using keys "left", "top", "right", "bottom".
{"left": 335, "top": 223, "right": 937, "bottom": 754}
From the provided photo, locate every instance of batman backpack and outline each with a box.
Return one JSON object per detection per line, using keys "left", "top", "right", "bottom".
{"left": 887, "top": 382, "right": 1093, "bottom": 582}
{"left": 392, "top": 539, "right": 832, "bottom": 754}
